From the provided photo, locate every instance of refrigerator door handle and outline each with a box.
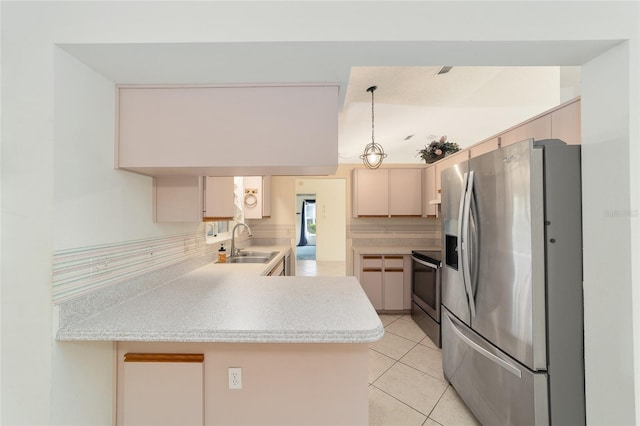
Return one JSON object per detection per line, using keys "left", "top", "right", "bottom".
{"left": 461, "top": 171, "right": 477, "bottom": 318}
{"left": 456, "top": 172, "right": 469, "bottom": 262}
{"left": 448, "top": 313, "right": 523, "bottom": 378}
{"left": 469, "top": 185, "right": 480, "bottom": 296}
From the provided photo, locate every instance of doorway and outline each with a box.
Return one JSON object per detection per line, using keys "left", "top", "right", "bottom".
{"left": 295, "top": 178, "right": 347, "bottom": 276}
{"left": 296, "top": 194, "right": 317, "bottom": 260}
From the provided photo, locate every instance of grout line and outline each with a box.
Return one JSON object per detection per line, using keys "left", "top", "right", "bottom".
{"left": 424, "top": 416, "right": 445, "bottom": 426}
{"left": 370, "top": 384, "right": 428, "bottom": 422}
{"left": 373, "top": 314, "right": 455, "bottom": 425}
{"left": 425, "top": 384, "right": 452, "bottom": 422}
{"left": 396, "top": 358, "right": 448, "bottom": 385}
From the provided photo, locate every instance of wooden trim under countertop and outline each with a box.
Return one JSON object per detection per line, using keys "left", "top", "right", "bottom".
{"left": 124, "top": 353, "right": 204, "bottom": 363}
{"left": 203, "top": 216, "right": 234, "bottom": 222}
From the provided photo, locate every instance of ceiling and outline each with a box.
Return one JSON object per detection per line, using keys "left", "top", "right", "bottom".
{"left": 60, "top": 42, "right": 585, "bottom": 165}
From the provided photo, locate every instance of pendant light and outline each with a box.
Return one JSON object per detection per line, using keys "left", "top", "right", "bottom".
{"left": 360, "top": 85, "right": 387, "bottom": 169}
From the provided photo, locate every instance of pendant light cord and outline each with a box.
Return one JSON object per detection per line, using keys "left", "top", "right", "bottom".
{"left": 368, "top": 85, "right": 377, "bottom": 145}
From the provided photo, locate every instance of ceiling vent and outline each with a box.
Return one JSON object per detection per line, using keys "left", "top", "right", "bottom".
{"left": 435, "top": 66, "right": 453, "bottom": 76}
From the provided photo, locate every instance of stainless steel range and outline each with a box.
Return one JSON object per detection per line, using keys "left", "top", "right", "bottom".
{"left": 410, "top": 250, "right": 442, "bottom": 347}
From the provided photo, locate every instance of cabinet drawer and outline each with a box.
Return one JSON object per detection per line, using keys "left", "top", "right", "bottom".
{"left": 362, "top": 256, "right": 383, "bottom": 268}
{"left": 384, "top": 256, "right": 404, "bottom": 269}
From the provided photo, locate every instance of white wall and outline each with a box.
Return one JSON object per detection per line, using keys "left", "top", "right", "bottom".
{"left": 53, "top": 49, "right": 200, "bottom": 251}
{"left": 49, "top": 48, "right": 203, "bottom": 424}
{"left": 1, "top": 2, "right": 638, "bottom": 425}
{"left": 582, "top": 41, "right": 637, "bottom": 424}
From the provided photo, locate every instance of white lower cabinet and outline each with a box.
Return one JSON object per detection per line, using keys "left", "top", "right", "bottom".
{"left": 361, "top": 272, "right": 384, "bottom": 310}
{"left": 358, "top": 254, "right": 411, "bottom": 312}
{"left": 120, "top": 353, "right": 204, "bottom": 426}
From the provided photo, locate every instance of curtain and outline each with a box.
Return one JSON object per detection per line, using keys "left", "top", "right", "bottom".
{"left": 297, "top": 199, "right": 316, "bottom": 246}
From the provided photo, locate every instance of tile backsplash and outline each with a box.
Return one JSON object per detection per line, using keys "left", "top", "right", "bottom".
{"left": 52, "top": 231, "right": 217, "bottom": 304}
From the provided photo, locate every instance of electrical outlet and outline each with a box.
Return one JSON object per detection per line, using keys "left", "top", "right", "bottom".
{"left": 228, "top": 367, "right": 242, "bottom": 390}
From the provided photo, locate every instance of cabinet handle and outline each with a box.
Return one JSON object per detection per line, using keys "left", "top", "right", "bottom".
{"left": 363, "top": 268, "right": 382, "bottom": 272}
{"left": 124, "top": 353, "right": 204, "bottom": 363}
{"left": 363, "top": 256, "right": 383, "bottom": 260}
{"left": 384, "top": 268, "right": 404, "bottom": 272}
{"left": 385, "top": 256, "right": 403, "bottom": 260}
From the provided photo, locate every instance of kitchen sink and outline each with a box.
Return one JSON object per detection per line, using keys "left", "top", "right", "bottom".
{"left": 227, "top": 251, "right": 278, "bottom": 264}
{"left": 236, "top": 251, "right": 278, "bottom": 258}
{"left": 227, "top": 256, "right": 271, "bottom": 264}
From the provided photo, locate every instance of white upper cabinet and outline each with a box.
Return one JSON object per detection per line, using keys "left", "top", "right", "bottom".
{"left": 551, "top": 99, "right": 581, "bottom": 145}
{"left": 500, "top": 113, "right": 552, "bottom": 147}
{"left": 353, "top": 169, "right": 390, "bottom": 217}
{"left": 434, "top": 150, "right": 468, "bottom": 197}
{"left": 203, "top": 177, "right": 235, "bottom": 221}
{"left": 423, "top": 166, "right": 437, "bottom": 217}
{"left": 469, "top": 137, "right": 499, "bottom": 159}
{"left": 352, "top": 168, "right": 422, "bottom": 218}
{"left": 154, "top": 176, "right": 235, "bottom": 223}
{"left": 389, "top": 169, "right": 423, "bottom": 217}
{"left": 240, "top": 176, "right": 271, "bottom": 219}
{"left": 153, "top": 176, "right": 203, "bottom": 223}
{"left": 116, "top": 84, "right": 339, "bottom": 177}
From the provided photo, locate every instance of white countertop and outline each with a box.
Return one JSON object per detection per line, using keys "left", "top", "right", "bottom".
{"left": 56, "top": 247, "right": 383, "bottom": 344}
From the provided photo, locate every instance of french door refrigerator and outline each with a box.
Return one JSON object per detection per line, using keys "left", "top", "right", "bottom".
{"left": 441, "top": 139, "right": 585, "bottom": 425}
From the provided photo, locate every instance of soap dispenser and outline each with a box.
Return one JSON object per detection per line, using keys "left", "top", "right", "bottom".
{"left": 217, "top": 243, "right": 227, "bottom": 263}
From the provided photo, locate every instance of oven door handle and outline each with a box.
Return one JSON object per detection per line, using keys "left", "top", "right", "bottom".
{"left": 410, "top": 255, "right": 439, "bottom": 269}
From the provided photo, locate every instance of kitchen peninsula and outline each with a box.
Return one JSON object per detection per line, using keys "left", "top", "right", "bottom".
{"left": 56, "top": 246, "right": 383, "bottom": 425}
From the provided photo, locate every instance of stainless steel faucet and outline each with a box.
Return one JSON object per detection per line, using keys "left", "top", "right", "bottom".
{"left": 230, "top": 222, "right": 252, "bottom": 257}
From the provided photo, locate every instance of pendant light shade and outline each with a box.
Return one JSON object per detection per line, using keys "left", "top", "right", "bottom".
{"left": 360, "top": 85, "right": 387, "bottom": 169}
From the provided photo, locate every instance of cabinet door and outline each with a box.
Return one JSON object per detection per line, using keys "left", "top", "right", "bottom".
{"left": 360, "top": 255, "right": 383, "bottom": 310}
{"left": 434, "top": 150, "right": 468, "bottom": 195}
{"left": 551, "top": 100, "right": 581, "bottom": 145}
{"left": 262, "top": 176, "right": 272, "bottom": 218}
{"left": 388, "top": 169, "right": 422, "bottom": 216}
{"left": 469, "top": 137, "right": 499, "bottom": 159}
{"left": 121, "top": 353, "right": 204, "bottom": 426}
{"left": 242, "top": 176, "right": 264, "bottom": 219}
{"left": 204, "top": 177, "right": 234, "bottom": 221}
{"left": 500, "top": 114, "right": 552, "bottom": 147}
{"left": 403, "top": 256, "right": 413, "bottom": 309}
{"left": 423, "top": 166, "right": 437, "bottom": 217}
{"left": 116, "top": 85, "right": 339, "bottom": 177}
{"left": 383, "top": 255, "right": 405, "bottom": 310}
{"left": 153, "top": 176, "right": 203, "bottom": 223}
{"left": 361, "top": 270, "right": 383, "bottom": 310}
{"left": 352, "top": 169, "right": 389, "bottom": 217}
{"left": 383, "top": 269, "right": 404, "bottom": 311}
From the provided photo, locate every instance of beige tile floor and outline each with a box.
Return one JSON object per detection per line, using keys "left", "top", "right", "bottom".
{"left": 369, "top": 314, "right": 480, "bottom": 426}
{"left": 296, "top": 259, "right": 347, "bottom": 276}
{"left": 296, "top": 259, "right": 480, "bottom": 426}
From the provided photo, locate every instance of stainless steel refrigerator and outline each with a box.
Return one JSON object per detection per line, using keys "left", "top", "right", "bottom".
{"left": 441, "top": 139, "right": 585, "bottom": 425}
